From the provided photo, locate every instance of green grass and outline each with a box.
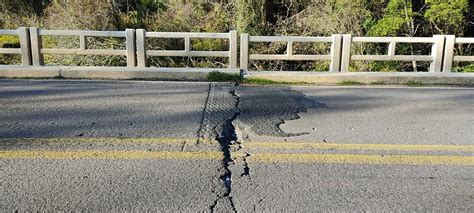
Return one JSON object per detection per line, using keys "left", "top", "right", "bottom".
{"left": 405, "top": 80, "right": 424, "bottom": 87}
{"left": 369, "top": 81, "right": 386, "bottom": 85}
{"left": 242, "top": 78, "right": 310, "bottom": 85}
{"left": 206, "top": 71, "right": 241, "bottom": 82}
{"left": 337, "top": 80, "right": 366, "bottom": 86}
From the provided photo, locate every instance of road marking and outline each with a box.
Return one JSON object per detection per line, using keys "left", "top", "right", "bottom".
{"left": 244, "top": 142, "right": 474, "bottom": 152}
{"left": 0, "top": 150, "right": 223, "bottom": 160}
{"left": 1, "top": 150, "right": 473, "bottom": 165}
{"left": 247, "top": 153, "right": 474, "bottom": 165}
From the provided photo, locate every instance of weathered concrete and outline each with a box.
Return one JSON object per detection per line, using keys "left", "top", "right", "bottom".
{"left": 246, "top": 71, "right": 474, "bottom": 85}
{"left": 230, "top": 85, "right": 474, "bottom": 212}
{"left": 234, "top": 85, "right": 474, "bottom": 145}
{"left": 1, "top": 80, "right": 473, "bottom": 211}
{"left": 0, "top": 68, "right": 59, "bottom": 78}
{"left": 0, "top": 79, "right": 242, "bottom": 211}
{"left": 0, "top": 66, "right": 240, "bottom": 81}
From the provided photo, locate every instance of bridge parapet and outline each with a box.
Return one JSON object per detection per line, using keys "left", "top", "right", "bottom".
{"left": 0, "top": 28, "right": 31, "bottom": 66}
{"left": 0, "top": 28, "right": 472, "bottom": 74}
{"left": 136, "top": 30, "right": 237, "bottom": 69}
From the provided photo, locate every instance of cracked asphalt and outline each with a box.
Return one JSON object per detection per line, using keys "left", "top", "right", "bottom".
{"left": 1, "top": 79, "right": 473, "bottom": 212}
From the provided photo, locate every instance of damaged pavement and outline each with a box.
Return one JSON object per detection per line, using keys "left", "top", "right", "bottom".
{"left": 1, "top": 79, "right": 473, "bottom": 212}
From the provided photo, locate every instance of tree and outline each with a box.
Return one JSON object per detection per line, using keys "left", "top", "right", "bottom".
{"left": 423, "top": 0, "right": 469, "bottom": 35}
{"left": 235, "top": 0, "right": 266, "bottom": 34}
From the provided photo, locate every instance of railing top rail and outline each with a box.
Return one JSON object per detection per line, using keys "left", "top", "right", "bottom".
{"left": 455, "top": 37, "right": 474, "bottom": 43}
{"left": 352, "top": 37, "right": 435, "bottom": 43}
{"left": 146, "top": 32, "right": 230, "bottom": 39}
{"left": 38, "top": 29, "right": 127, "bottom": 37}
{"left": 249, "top": 36, "right": 332, "bottom": 42}
{"left": 0, "top": 29, "right": 19, "bottom": 35}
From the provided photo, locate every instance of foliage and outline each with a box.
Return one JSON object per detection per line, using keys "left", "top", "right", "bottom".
{"left": 42, "top": 0, "right": 119, "bottom": 30}
{"left": 424, "top": 0, "right": 469, "bottom": 35}
{"left": 0, "top": 35, "right": 21, "bottom": 65}
{"left": 338, "top": 80, "right": 365, "bottom": 86}
{"left": 235, "top": 0, "right": 266, "bottom": 35}
{"left": 368, "top": 0, "right": 417, "bottom": 37}
{"left": 242, "top": 78, "right": 309, "bottom": 85}
{"left": 0, "top": 0, "right": 472, "bottom": 71}
{"left": 207, "top": 71, "right": 241, "bottom": 82}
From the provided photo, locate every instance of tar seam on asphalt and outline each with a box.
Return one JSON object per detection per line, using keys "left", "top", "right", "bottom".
{"left": 196, "top": 83, "right": 213, "bottom": 145}
{"left": 236, "top": 86, "right": 324, "bottom": 137}
{"left": 199, "top": 83, "right": 239, "bottom": 212}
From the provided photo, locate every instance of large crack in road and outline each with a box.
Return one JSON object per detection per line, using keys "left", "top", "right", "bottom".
{"left": 201, "top": 83, "right": 318, "bottom": 212}
{"left": 198, "top": 83, "right": 239, "bottom": 212}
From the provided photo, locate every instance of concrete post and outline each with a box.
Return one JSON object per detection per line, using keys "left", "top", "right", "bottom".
{"left": 329, "top": 34, "right": 342, "bottom": 72}
{"left": 388, "top": 41, "right": 396, "bottom": 56}
{"left": 184, "top": 37, "right": 191, "bottom": 54}
{"left": 240, "top": 33, "right": 249, "bottom": 71}
{"left": 340, "top": 34, "right": 352, "bottom": 72}
{"left": 286, "top": 41, "right": 293, "bottom": 56}
{"left": 229, "top": 30, "right": 238, "bottom": 68}
{"left": 429, "top": 35, "right": 445, "bottom": 72}
{"left": 79, "top": 35, "right": 87, "bottom": 50}
{"left": 442, "top": 35, "right": 455, "bottom": 72}
{"left": 18, "top": 27, "right": 31, "bottom": 66}
{"left": 125, "top": 29, "right": 136, "bottom": 67}
{"left": 29, "top": 27, "right": 44, "bottom": 66}
{"left": 136, "top": 29, "right": 147, "bottom": 67}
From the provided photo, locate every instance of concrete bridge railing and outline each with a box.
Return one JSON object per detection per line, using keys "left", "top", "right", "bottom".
{"left": 28, "top": 27, "right": 137, "bottom": 67}
{"left": 135, "top": 30, "right": 238, "bottom": 68}
{"left": 443, "top": 36, "right": 474, "bottom": 72}
{"left": 0, "top": 28, "right": 31, "bottom": 66}
{"left": 240, "top": 34, "right": 342, "bottom": 72}
{"left": 0, "top": 27, "right": 473, "bottom": 73}
{"left": 240, "top": 33, "right": 473, "bottom": 72}
{"left": 340, "top": 35, "right": 445, "bottom": 72}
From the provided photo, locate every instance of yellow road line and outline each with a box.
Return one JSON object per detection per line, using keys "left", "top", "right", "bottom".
{"left": 244, "top": 142, "right": 474, "bottom": 152}
{"left": 1, "top": 150, "right": 473, "bottom": 165}
{"left": 247, "top": 153, "right": 474, "bottom": 165}
{"left": 0, "top": 150, "right": 223, "bottom": 160}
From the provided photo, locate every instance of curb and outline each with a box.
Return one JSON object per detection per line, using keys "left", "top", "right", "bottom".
{"left": 245, "top": 71, "right": 474, "bottom": 85}
{"left": 0, "top": 66, "right": 240, "bottom": 81}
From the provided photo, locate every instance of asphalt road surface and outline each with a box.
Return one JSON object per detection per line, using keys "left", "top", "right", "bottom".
{"left": 1, "top": 79, "right": 473, "bottom": 211}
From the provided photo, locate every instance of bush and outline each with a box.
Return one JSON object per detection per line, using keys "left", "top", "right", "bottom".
{"left": 0, "top": 35, "right": 21, "bottom": 65}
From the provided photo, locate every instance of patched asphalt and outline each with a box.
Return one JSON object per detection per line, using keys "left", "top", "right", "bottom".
{"left": 1, "top": 80, "right": 473, "bottom": 212}
{"left": 230, "top": 85, "right": 474, "bottom": 212}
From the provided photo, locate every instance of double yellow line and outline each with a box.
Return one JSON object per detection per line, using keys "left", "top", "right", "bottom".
{"left": 1, "top": 150, "right": 472, "bottom": 165}
{"left": 1, "top": 138, "right": 473, "bottom": 165}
